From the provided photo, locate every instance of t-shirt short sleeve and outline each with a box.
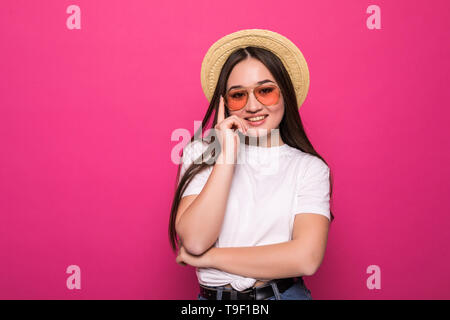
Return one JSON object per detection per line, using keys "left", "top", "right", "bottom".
{"left": 292, "top": 156, "right": 331, "bottom": 220}
{"left": 179, "top": 140, "right": 213, "bottom": 198}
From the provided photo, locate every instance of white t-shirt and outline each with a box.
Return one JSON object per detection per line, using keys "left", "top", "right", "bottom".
{"left": 179, "top": 139, "right": 331, "bottom": 291}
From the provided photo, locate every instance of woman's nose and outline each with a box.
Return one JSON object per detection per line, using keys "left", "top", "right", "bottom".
{"left": 245, "top": 92, "right": 263, "bottom": 112}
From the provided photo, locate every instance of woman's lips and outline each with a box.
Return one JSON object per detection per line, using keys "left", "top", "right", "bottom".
{"left": 246, "top": 115, "right": 268, "bottom": 127}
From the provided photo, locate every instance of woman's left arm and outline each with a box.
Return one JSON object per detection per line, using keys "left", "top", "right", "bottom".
{"left": 177, "top": 213, "right": 330, "bottom": 280}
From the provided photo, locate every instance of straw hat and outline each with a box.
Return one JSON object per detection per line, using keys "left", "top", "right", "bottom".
{"left": 200, "top": 29, "right": 310, "bottom": 109}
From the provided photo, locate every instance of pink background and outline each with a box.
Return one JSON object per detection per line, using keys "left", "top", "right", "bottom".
{"left": 1, "top": 0, "right": 449, "bottom": 299}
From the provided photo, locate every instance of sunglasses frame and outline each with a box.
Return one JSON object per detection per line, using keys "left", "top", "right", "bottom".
{"left": 224, "top": 83, "right": 281, "bottom": 111}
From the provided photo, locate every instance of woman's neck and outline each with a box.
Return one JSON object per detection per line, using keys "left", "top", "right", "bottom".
{"left": 243, "top": 134, "right": 285, "bottom": 148}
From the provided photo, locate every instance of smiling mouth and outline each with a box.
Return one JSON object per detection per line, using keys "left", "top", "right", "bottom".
{"left": 245, "top": 115, "right": 268, "bottom": 122}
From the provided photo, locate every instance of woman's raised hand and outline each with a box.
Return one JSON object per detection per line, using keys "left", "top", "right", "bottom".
{"left": 214, "top": 95, "right": 248, "bottom": 165}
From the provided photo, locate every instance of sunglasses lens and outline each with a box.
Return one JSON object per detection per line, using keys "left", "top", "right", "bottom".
{"left": 226, "top": 90, "right": 247, "bottom": 111}
{"left": 225, "top": 85, "right": 280, "bottom": 110}
{"left": 255, "top": 85, "right": 280, "bottom": 106}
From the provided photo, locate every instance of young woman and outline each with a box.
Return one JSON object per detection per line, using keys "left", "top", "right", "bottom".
{"left": 169, "top": 29, "right": 334, "bottom": 300}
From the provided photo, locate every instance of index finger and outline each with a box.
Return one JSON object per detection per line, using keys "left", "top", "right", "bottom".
{"left": 217, "top": 95, "right": 225, "bottom": 123}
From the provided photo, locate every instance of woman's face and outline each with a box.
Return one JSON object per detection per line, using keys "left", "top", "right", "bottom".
{"left": 226, "top": 57, "right": 284, "bottom": 140}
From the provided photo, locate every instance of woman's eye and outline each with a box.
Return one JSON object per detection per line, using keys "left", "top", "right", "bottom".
{"left": 231, "top": 92, "right": 246, "bottom": 99}
{"left": 259, "top": 87, "right": 274, "bottom": 94}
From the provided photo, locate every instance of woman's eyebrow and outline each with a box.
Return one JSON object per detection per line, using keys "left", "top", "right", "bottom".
{"left": 228, "top": 79, "right": 275, "bottom": 91}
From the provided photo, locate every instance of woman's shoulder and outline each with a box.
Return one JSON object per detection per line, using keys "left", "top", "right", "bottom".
{"left": 285, "top": 146, "right": 329, "bottom": 172}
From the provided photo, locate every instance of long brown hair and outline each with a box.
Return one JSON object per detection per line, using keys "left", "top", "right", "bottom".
{"left": 169, "top": 46, "right": 334, "bottom": 252}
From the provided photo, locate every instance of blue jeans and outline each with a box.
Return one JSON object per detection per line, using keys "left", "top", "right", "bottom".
{"left": 197, "top": 278, "right": 312, "bottom": 300}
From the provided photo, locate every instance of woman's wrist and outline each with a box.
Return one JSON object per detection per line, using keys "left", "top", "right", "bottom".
{"left": 215, "top": 151, "right": 237, "bottom": 167}
{"left": 205, "top": 247, "right": 219, "bottom": 268}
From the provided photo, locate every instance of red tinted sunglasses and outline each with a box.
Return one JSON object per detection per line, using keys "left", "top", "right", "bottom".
{"left": 224, "top": 84, "right": 281, "bottom": 111}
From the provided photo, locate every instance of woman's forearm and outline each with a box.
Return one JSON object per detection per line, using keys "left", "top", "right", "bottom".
{"left": 208, "top": 240, "right": 315, "bottom": 280}
{"left": 176, "top": 157, "right": 235, "bottom": 255}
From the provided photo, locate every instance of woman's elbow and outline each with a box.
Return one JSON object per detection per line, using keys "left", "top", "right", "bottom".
{"left": 183, "top": 241, "right": 209, "bottom": 256}
{"left": 176, "top": 226, "right": 213, "bottom": 256}
{"left": 300, "top": 262, "right": 319, "bottom": 277}
{"left": 299, "top": 253, "right": 324, "bottom": 276}
{"left": 179, "top": 235, "right": 211, "bottom": 256}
